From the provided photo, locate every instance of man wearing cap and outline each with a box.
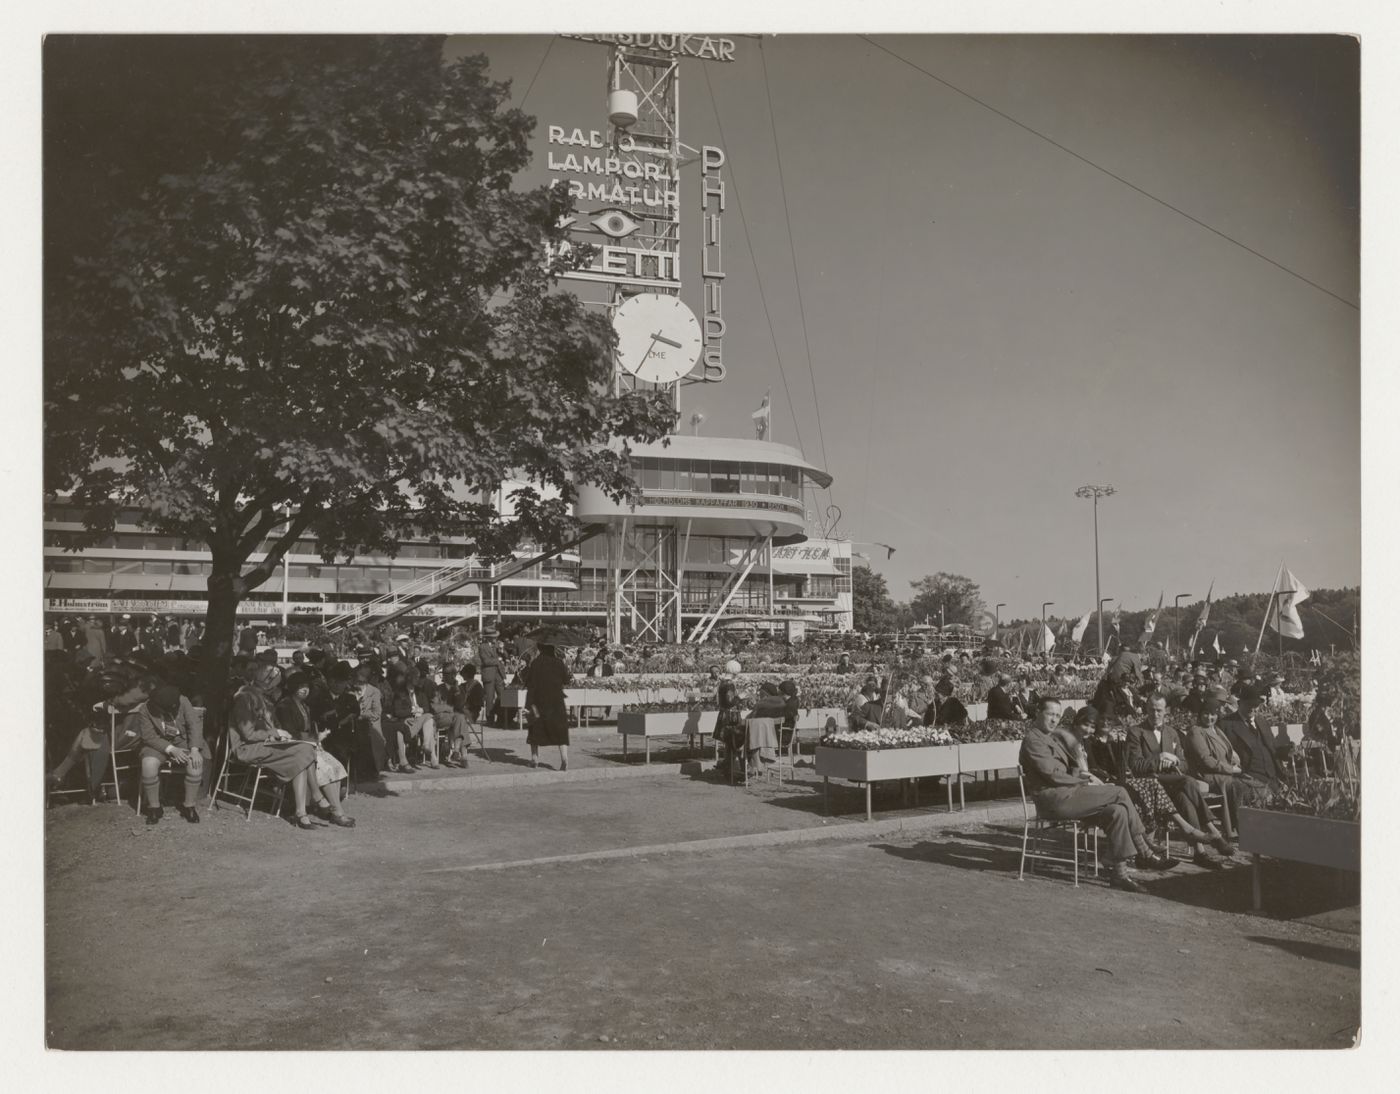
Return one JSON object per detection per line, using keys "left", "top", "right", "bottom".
{"left": 130, "top": 683, "right": 206, "bottom": 824}
{"left": 478, "top": 631, "right": 502, "bottom": 727}
{"left": 1019, "top": 697, "right": 1175, "bottom": 892}
{"left": 110, "top": 615, "right": 136, "bottom": 658}
{"left": 1219, "top": 684, "right": 1289, "bottom": 791}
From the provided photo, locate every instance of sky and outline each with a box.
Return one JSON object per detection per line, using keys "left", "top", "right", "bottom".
{"left": 445, "top": 33, "right": 1359, "bottom": 622}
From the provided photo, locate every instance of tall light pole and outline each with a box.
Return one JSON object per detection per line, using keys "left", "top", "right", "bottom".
{"left": 995, "top": 603, "right": 1006, "bottom": 626}
{"left": 1099, "top": 597, "right": 1114, "bottom": 658}
{"left": 1076, "top": 484, "right": 1117, "bottom": 656}
{"left": 1173, "top": 592, "right": 1193, "bottom": 659}
{"left": 1041, "top": 601, "right": 1054, "bottom": 659}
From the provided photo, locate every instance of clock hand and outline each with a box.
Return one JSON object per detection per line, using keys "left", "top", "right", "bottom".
{"left": 651, "top": 331, "right": 684, "bottom": 349}
{"left": 637, "top": 335, "right": 660, "bottom": 363}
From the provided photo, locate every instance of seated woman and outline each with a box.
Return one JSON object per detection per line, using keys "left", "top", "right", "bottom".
{"left": 275, "top": 671, "right": 351, "bottom": 806}
{"left": 1181, "top": 699, "right": 1252, "bottom": 836}
{"left": 229, "top": 664, "right": 354, "bottom": 829}
{"left": 382, "top": 667, "right": 434, "bottom": 772}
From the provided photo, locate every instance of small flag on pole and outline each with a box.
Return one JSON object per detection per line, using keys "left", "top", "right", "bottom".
{"left": 1139, "top": 591, "right": 1164, "bottom": 648}
{"left": 1071, "top": 611, "right": 1091, "bottom": 645}
{"left": 1212, "top": 633, "right": 1222, "bottom": 656}
{"left": 1036, "top": 623, "right": 1056, "bottom": 654}
{"left": 751, "top": 390, "right": 771, "bottom": 440}
{"left": 1267, "top": 568, "right": 1310, "bottom": 639}
{"left": 1111, "top": 605, "right": 1122, "bottom": 634}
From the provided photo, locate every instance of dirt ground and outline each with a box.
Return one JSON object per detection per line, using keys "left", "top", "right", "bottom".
{"left": 45, "top": 767, "right": 1359, "bottom": 1051}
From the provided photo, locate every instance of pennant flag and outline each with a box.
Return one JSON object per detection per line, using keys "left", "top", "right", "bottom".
{"left": 1055, "top": 619, "right": 1069, "bottom": 639}
{"left": 1196, "top": 581, "right": 1214, "bottom": 631}
{"left": 1035, "top": 623, "right": 1056, "bottom": 654}
{"left": 1111, "top": 605, "right": 1122, "bottom": 633}
{"left": 1071, "top": 611, "right": 1091, "bottom": 644}
{"left": 1267, "top": 568, "right": 1310, "bottom": 639}
{"left": 751, "top": 390, "right": 771, "bottom": 440}
{"left": 1139, "top": 591, "right": 1164, "bottom": 648}
{"left": 1212, "top": 633, "right": 1222, "bottom": 655}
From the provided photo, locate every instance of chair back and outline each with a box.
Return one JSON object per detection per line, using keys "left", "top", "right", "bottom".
{"left": 1016, "top": 764, "right": 1033, "bottom": 823}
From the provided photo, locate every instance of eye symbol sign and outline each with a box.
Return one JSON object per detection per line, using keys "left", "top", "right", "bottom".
{"left": 590, "top": 209, "right": 642, "bottom": 238}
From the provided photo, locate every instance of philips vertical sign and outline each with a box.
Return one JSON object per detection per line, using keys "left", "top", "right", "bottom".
{"left": 700, "top": 145, "right": 726, "bottom": 383}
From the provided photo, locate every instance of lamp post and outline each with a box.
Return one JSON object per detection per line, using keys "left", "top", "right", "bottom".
{"left": 1173, "top": 592, "right": 1193, "bottom": 659}
{"left": 1041, "top": 601, "right": 1054, "bottom": 659}
{"left": 1076, "top": 485, "right": 1117, "bottom": 656}
{"left": 995, "top": 603, "right": 1006, "bottom": 627}
{"left": 1099, "top": 597, "right": 1114, "bottom": 658}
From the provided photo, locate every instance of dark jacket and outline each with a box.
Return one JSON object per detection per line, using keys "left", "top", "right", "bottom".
{"left": 1125, "top": 720, "right": 1188, "bottom": 778}
{"left": 986, "top": 685, "right": 1018, "bottom": 720}
{"left": 1219, "top": 710, "right": 1286, "bottom": 786}
{"left": 1019, "top": 726, "right": 1088, "bottom": 796}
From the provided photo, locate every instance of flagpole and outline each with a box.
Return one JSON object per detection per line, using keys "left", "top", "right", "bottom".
{"left": 1254, "top": 562, "right": 1284, "bottom": 656}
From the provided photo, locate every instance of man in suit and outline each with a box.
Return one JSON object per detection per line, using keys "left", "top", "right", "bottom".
{"left": 985, "top": 673, "right": 1020, "bottom": 720}
{"left": 848, "top": 677, "right": 886, "bottom": 730}
{"left": 1019, "top": 697, "right": 1175, "bottom": 893}
{"left": 477, "top": 630, "right": 502, "bottom": 727}
{"left": 1182, "top": 699, "right": 1253, "bottom": 836}
{"left": 1219, "top": 685, "right": 1289, "bottom": 791}
{"left": 1126, "top": 695, "right": 1235, "bottom": 867}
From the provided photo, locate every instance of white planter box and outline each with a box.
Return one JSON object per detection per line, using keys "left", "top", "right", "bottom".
{"left": 1237, "top": 807, "right": 1359, "bottom": 872}
{"left": 815, "top": 743, "right": 960, "bottom": 782}
{"left": 616, "top": 710, "right": 717, "bottom": 738}
{"left": 957, "top": 739, "right": 1022, "bottom": 774}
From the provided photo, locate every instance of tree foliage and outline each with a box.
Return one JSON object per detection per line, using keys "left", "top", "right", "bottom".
{"left": 909, "top": 572, "right": 987, "bottom": 627}
{"left": 44, "top": 36, "right": 676, "bottom": 708}
{"left": 852, "top": 565, "right": 912, "bottom": 633}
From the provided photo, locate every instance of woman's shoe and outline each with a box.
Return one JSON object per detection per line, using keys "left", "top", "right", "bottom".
{"left": 294, "top": 814, "right": 317, "bottom": 830}
{"left": 1191, "top": 848, "right": 1224, "bottom": 870}
{"left": 145, "top": 806, "right": 164, "bottom": 826}
{"left": 1210, "top": 834, "right": 1237, "bottom": 857}
{"left": 327, "top": 813, "right": 356, "bottom": 828}
{"left": 177, "top": 805, "right": 201, "bottom": 824}
{"left": 560, "top": 760, "right": 568, "bottom": 772}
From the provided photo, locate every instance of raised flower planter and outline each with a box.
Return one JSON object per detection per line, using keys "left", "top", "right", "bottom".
{"left": 1237, "top": 806, "right": 1360, "bottom": 911}
{"left": 616, "top": 709, "right": 717, "bottom": 764}
{"left": 816, "top": 743, "right": 960, "bottom": 821}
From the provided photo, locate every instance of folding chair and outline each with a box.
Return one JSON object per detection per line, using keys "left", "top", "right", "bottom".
{"left": 1016, "top": 766, "right": 1100, "bottom": 887}
{"left": 47, "top": 704, "right": 136, "bottom": 807}
{"left": 208, "top": 737, "right": 285, "bottom": 820}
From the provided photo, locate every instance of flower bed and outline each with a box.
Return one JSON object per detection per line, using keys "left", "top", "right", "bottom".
{"left": 1237, "top": 808, "right": 1359, "bottom": 872}
{"left": 819, "top": 725, "right": 956, "bottom": 750}
{"left": 815, "top": 742, "right": 960, "bottom": 783}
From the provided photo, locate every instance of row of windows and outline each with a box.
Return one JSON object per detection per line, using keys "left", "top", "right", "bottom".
{"left": 45, "top": 526, "right": 467, "bottom": 561}
{"left": 44, "top": 557, "right": 469, "bottom": 580}
{"left": 577, "top": 531, "right": 803, "bottom": 567}
{"left": 630, "top": 458, "right": 804, "bottom": 500}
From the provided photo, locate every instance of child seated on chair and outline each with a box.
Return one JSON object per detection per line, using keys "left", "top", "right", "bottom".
{"left": 130, "top": 684, "right": 205, "bottom": 825}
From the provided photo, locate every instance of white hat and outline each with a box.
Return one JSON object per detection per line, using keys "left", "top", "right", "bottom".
{"left": 724, "top": 659, "right": 742, "bottom": 675}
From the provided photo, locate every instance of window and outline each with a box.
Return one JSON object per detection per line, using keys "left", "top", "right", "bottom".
{"left": 46, "top": 555, "right": 82, "bottom": 572}
{"left": 659, "top": 460, "right": 677, "bottom": 491}
{"left": 674, "top": 458, "right": 691, "bottom": 492}
{"left": 691, "top": 460, "right": 709, "bottom": 492}
{"left": 739, "top": 461, "right": 757, "bottom": 494}
{"left": 641, "top": 457, "right": 661, "bottom": 490}
{"left": 143, "top": 560, "right": 172, "bottom": 575}
{"left": 364, "top": 567, "right": 390, "bottom": 582}
{"left": 113, "top": 558, "right": 143, "bottom": 574}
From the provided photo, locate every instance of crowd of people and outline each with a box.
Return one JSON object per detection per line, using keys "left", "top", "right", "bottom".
{"left": 45, "top": 613, "right": 1353, "bottom": 891}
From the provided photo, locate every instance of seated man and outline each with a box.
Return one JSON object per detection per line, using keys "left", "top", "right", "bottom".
{"left": 1126, "top": 695, "right": 1235, "bottom": 867}
{"left": 431, "top": 668, "right": 473, "bottom": 768}
{"left": 1218, "top": 685, "right": 1289, "bottom": 792}
{"left": 1019, "top": 697, "right": 1176, "bottom": 893}
{"left": 848, "top": 677, "right": 885, "bottom": 730}
{"left": 130, "top": 683, "right": 205, "bottom": 825}
{"left": 985, "top": 673, "right": 1019, "bottom": 720}
{"left": 1181, "top": 699, "right": 1253, "bottom": 835}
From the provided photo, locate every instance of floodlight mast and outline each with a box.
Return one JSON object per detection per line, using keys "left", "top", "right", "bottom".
{"left": 1075, "top": 485, "right": 1116, "bottom": 656}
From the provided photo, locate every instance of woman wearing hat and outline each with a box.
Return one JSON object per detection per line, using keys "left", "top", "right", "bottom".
{"left": 229, "top": 664, "right": 354, "bottom": 829}
{"left": 276, "top": 671, "right": 351, "bottom": 804}
{"left": 524, "top": 643, "right": 571, "bottom": 770}
{"left": 1181, "top": 699, "right": 1248, "bottom": 837}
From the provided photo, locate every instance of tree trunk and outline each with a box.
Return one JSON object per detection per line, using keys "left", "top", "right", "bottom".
{"left": 202, "top": 568, "right": 241, "bottom": 746}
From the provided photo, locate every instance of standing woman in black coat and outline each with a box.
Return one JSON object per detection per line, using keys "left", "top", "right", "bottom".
{"left": 525, "top": 644, "right": 572, "bottom": 771}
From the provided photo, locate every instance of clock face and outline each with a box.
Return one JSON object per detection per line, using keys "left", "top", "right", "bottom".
{"left": 613, "top": 293, "right": 703, "bottom": 384}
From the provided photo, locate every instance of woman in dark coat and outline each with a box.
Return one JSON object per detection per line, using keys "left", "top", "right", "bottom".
{"left": 525, "top": 644, "right": 572, "bottom": 771}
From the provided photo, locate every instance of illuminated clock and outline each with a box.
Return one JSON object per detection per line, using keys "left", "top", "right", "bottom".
{"left": 613, "top": 293, "right": 703, "bottom": 384}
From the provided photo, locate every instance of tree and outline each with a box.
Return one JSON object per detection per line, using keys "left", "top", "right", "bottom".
{"left": 44, "top": 37, "right": 675, "bottom": 723}
{"left": 851, "top": 565, "right": 896, "bottom": 633}
{"left": 909, "top": 573, "right": 986, "bottom": 627}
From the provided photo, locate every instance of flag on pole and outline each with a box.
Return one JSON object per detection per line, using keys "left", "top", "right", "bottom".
{"left": 1189, "top": 581, "right": 1214, "bottom": 651}
{"left": 1111, "top": 605, "right": 1121, "bottom": 634}
{"left": 751, "top": 390, "right": 771, "bottom": 440}
{"left": 1055, "top": 619, "right": 1068, "bottom": 640}
{"left": 1035, "top": 623, "right": 1056, "bottom": 654}
{"left": 1071, "top": 611, "right": 1091, "bottom": 645}
{"left": 1139, "top": 591, "right": 1164, "bottom": 648}
{"left": 1267, "top": 568, "right": 1310, "bottom": 639}
{"left": 1212, "top": 633, "right": 1222, "bottom": 656}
